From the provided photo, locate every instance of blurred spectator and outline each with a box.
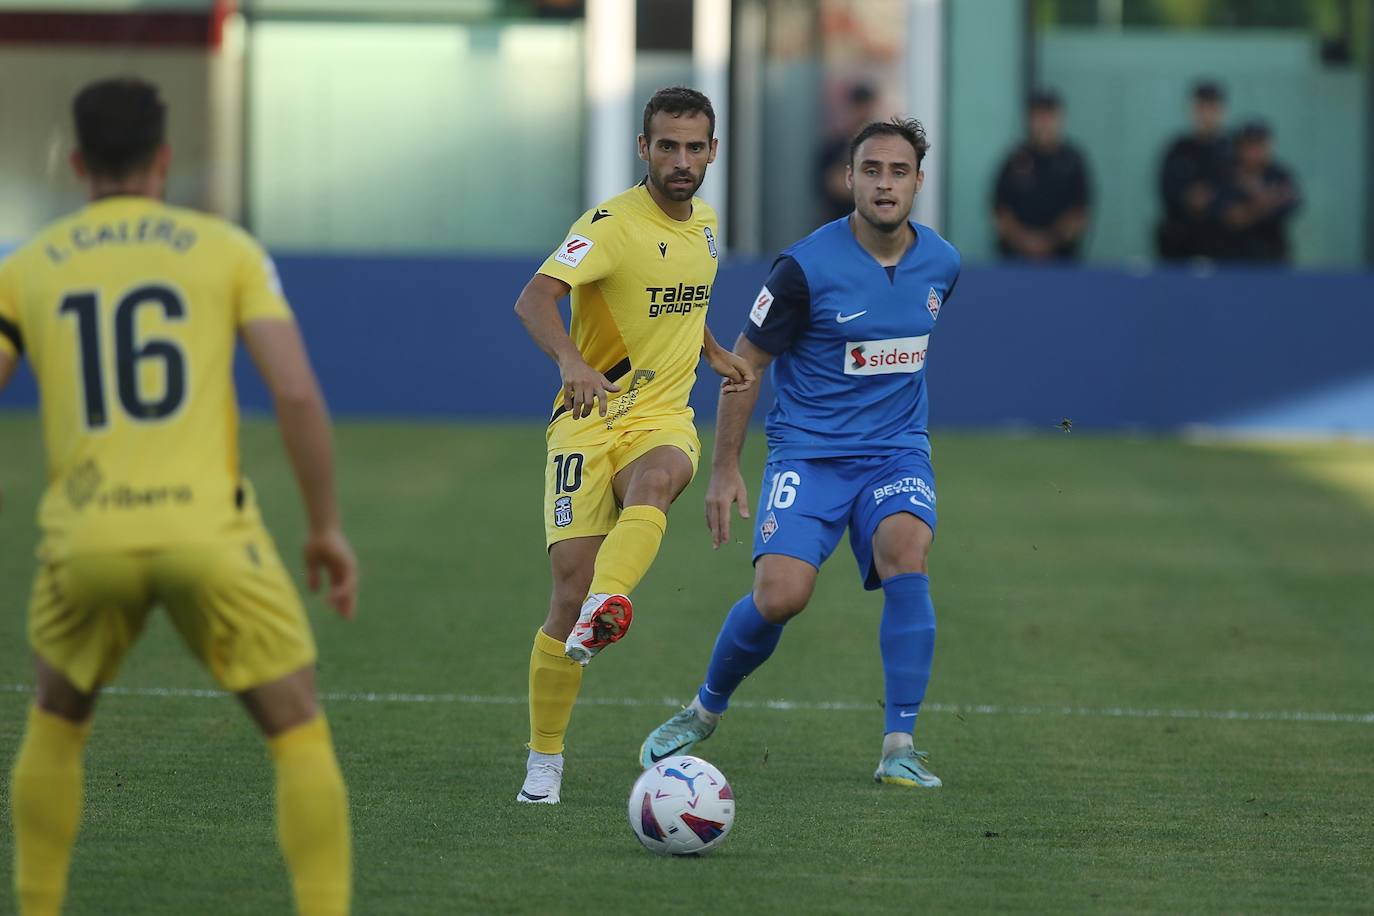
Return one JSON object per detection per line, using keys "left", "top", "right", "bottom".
{"left": 815, "top": 83, "right": 879, "bottom": 223}
{"left": 1156, "top": 81, "right": 1231, "bottom": 261}
{"left": 1217, "top": 120, "right": 1301, "bottom": 263}
{"left": 993, "top": 89, "right": 1092, "bottom": 261}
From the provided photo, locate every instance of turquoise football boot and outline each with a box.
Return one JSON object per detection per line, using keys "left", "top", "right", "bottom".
{"left": 639, "top": 706, "right": 718, "bottom": 769}
{"left": 874, "top": 747, "right": 943, "bottom": 788}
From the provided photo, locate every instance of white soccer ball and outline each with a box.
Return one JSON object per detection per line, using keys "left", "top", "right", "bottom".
{"left": 627, "top": 755, "right": 735, "bottom": 856}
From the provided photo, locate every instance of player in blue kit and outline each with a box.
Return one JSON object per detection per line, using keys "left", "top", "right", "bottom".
{"left": 639, "top": 118, "right": 959, "bottom": 787}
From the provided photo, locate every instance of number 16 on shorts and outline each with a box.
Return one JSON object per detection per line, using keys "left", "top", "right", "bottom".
{"left": 760, "top": 470, "right": 799, "bottom": 543}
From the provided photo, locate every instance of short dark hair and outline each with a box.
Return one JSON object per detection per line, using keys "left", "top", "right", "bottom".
{"left": 1193, "top": 80, "right": 1225, "bottom": 103}
{"left": 849, "top": 117, "right": 929, "bottom": 169}
{"left": 72, "top": 77, "right": 166, "bottom": 179}
{"left": 1027, "top": 88, "right": 1062, "bottom": 111}
{"left": 642, "top": 86, "right": 715, "bottom": 140}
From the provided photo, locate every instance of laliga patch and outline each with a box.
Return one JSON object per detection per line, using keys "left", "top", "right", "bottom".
{"left": 704, "top": 226, "right": 718, "bottom": 259}
{"left": 553, "top": 495, "right": 573, "bottom": 528}
{"left": 927, "top": 287, "right": 941, "bottom": 319}
{"left": 749, "top": 286, "right": 774, "bottom": 327}
{"left": 554, "top": 234, "right": 594, "bottom": 268}
{"left": 759, "top": 511, "right": 779, "bottom": 543}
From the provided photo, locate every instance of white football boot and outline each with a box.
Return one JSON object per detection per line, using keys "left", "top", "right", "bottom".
{"left": 564, "top": 593, "right": 634, "bottom": 665}
{"left": 516, "top": 751, "right": 563, "bottom": 804}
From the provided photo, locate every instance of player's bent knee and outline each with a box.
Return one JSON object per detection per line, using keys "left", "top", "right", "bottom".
{"left": 32, "top": 655, "right": 98, "bottom": 723}
{"left": 753, "top": 582, "right": 812, "bottom": 623}
{"left": 239, "top": 667, "right": 320, "bottom": 738}
{"left": 876, "top": 549, "right": 928, "bottom": 578}
{"left": 628, "top": 467, "right": 677, "bottom": 507}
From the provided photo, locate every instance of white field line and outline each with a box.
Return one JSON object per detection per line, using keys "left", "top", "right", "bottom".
{"left": 1, "top": 683, "right": 1371, "bottom": 725}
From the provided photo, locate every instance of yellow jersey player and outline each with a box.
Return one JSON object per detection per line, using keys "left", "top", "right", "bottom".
{"left": 512, "top": 87, "right": 753, "bottom": 804}
{"left": 0, "top": 79, "right": 356, "bottom": 916}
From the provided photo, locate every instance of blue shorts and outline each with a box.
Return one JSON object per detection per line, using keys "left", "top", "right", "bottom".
{"left": 751, "top": 452, "right": 937, "bottom": 591}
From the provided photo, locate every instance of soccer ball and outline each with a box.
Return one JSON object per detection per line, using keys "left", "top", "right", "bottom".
{"left": 627, "top": 755, "right": 735, "bottom": 856}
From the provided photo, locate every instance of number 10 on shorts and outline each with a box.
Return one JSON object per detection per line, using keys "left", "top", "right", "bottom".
{"left": 766, "top": 471, "right": 800, "bottom": 511}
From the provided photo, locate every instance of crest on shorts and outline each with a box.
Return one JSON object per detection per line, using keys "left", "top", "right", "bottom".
{"left": 759, "top": 511, "right": 779, "bottom": 543}
{"left": 554, "top": 496, "right": 573, "bottom": 528}
{"left": 926, "top": 287, "right": 941, "bottom": 320}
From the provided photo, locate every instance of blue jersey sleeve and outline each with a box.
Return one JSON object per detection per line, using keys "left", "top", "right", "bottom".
{"left": 743, "top": 255, "right": 810, "bottom": 355}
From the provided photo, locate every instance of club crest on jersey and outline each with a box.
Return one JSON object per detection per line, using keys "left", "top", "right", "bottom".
{"left": 704, "top": 226, "right": 718, "bottom": 259}
{"left": 555, "top": 234, "right": 594, "bottom": 268}
{"left": 760, "top": 511, "right": 779, "bottom": 543}
{"left": 927, "top": 287, "right": 941, "bottom": 320}
{"left": 553, "top": 496, "right": 573, "bottom": 528}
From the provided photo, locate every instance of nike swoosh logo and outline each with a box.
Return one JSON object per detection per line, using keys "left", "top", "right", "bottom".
{"left": 649, "top": 748, "right": 683, "bottom": 764}
{"left": 836, "top": 311, "right": 867, "bottom": 323}
{"left": 899, "top": 710, "right": 918, "bottom": 718}
{"left": 519, "top": 790, "right": 549, "bottom": 801}
{"left": 909, "top": 497, "right": 933, "bottom": 510}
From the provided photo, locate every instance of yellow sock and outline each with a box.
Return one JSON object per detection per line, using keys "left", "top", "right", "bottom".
{"left": 589, "top": 504, "right": 667, "bottom": 597}
{"left": 11, "top": 705, "right": 90, "bottom": 916}
{"left": 529, "top": 628, "right": 583, "bottom": 754}
{"left": 269, "top": 717, "right": 351, "bottom": 916}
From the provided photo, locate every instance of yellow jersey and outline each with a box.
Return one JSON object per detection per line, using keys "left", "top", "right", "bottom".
{"left": 0, "top": 196, "right": 292, "bottom": 559}
{"left": 537, "top": 182, "right": 719, "bottom": 430}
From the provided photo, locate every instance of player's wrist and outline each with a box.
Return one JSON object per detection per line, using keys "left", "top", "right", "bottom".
{"left": 306, "top": 514, "right": 343, "bottom": 538}
{"left": 555, "top": 349, "right": 588, "bottom": 374}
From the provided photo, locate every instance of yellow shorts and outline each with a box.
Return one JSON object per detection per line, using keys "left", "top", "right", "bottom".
{"left": 28, "top": 523, "right": 316, "bottom": 694}
{"left": 544, "top": 412, "right": 700, "bottom": 546}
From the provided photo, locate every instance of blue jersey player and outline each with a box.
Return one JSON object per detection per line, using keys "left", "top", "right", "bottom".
{"left": 639, "top": 118, "right": 959, "bottom": 787}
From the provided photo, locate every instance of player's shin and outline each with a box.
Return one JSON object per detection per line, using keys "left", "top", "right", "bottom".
{"left": 587, "top": 505, "right": 667, "bottom": 597}
{"left": 529, "top": 628, "right": 583, "bottom": 753}
{"left": 11, "top": 705, "right": 90, "bottom": 916}
{"left": 698, "top": 594, "right": 785, "bottom": 714}
{"left": 270, "top": 716, "right": 351, "bottom": 916}
{"left": 878, "top": 573, "right": 937, "bottom": 736}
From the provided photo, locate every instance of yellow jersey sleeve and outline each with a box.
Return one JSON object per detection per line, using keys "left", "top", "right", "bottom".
{"left": 233, "top": 233, "right": 293, "bottom": 325}
{"left": 0, "top": 257, "right": 21, "bottom": 358}
{"left": 537, "top": 207, "right": 626, "bottom": 288}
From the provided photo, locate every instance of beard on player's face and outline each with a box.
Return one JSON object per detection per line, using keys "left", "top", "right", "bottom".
{"left": 650, "top": 164, "right": 705, "bottom": 201}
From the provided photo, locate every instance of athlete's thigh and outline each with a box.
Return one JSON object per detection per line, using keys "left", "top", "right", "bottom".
{"left": 27, "top": 552, "right": 156, "bottom": 694}
{"left": 611, "top": 443, "right": 696, "bottom": 509}
{"left": 750, "top": 457, "right": 852, "bottom": 571}
{"left": 545, "top": 416, "right": 619, "bottom": 547}
{"left": 152, "top": 527, "right": 317, "bottom": 694}
{"left": 610, "top": 419, "right": 701, "bottom": 504}
{"left": 848, "top": 452, "right": 938, "bottom": 590}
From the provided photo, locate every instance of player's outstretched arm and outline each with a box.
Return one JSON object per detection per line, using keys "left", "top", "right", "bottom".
{"left": 241, "top": 318, "right": 358, "bottom": 620}
{"left": 514, "top": 273, "right": 621, "bottom": 418}
{"left": 706, "top": 334, "right": 774, "bottom": 549}
{"left": 703, "top": 325, "right": 755, "bottom": 394}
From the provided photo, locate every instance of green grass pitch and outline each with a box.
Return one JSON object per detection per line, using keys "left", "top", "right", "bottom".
{"left": 1, "top": 413, "right": 1371, "bottom": 913}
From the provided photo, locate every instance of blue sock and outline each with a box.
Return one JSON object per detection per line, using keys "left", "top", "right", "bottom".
{"left": 880, "top": 572, "right": 936, "bottom": 735}
{"left": 697, "top": 594, "right": 785, "bottom": 714}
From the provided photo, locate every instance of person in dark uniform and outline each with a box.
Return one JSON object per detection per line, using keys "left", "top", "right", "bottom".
{"left": 1216, "top": 120, "right": 1301, "bottom": 263}
{"left": 816, "top": 83, "right": 880, "bottom": 223}
{"left": 992, "top": 89, "right": 1092, "bottom": 261}
{"left": 1156, "top": 81, "right": 1232, "bottom": 261}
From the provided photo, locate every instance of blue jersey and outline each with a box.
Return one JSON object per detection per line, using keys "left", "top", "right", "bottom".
{"left": 743, "top": 217, "right": 961, "bottom": 460}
